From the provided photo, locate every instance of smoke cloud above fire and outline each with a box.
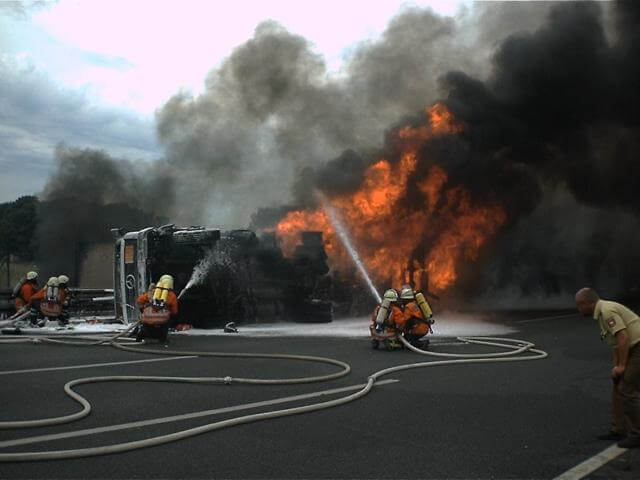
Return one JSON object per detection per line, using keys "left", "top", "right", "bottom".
{"left": 36, "top": 1, "right": 640, "bottom": 302}
{"left": 35, "top": 146, "right": 172, "bottom": 276}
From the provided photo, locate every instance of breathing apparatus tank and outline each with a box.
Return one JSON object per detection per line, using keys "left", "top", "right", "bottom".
{"left": 152, "top": 275, "right": 174, "bottom": 307}
{"left": 45, "top": 277, "right": 59, "bottom": 302}
{"left": 12, "top": 278, "right": 26, "bottom": 298}
{"left": 415, "top": 291, "right": 435, "bottom": 324}
{"left": 375, "top": 289, "right": 399, "bottom": 325}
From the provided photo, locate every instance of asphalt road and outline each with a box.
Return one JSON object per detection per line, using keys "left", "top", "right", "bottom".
{"left": 0, "top": 311, "right": 637, "bottom": 479}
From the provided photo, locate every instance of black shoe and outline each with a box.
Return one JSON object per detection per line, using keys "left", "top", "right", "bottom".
{"left": 618, "top": 436, "right": 640, "bottom": 448}
{"left": 598, "top": 431, "right": 626, "bottom": 441}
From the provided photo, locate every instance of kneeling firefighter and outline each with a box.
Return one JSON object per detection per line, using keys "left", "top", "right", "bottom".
{"left": 398, "top": 284, "right": 435, "bottom": 349}
{"left": 27, "top": 276, "right": 70, "bottom": 326}
{"left": 369, "top": 289, "right": 404, "bottom": 350}
{"left": 12, "top": 271, "right": 39, "bottom": 313}
{"left": 136, "top": 275, "right": 178, "bottom": 344}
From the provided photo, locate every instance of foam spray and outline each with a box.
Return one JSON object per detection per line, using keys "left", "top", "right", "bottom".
{"left": 177, "top": 249, "right": 217, "bottom": 300}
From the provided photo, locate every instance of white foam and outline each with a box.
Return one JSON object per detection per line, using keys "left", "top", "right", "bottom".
{"left": 178, "top": 313, "right": 514, "bottom": 338}
{"left": 6, "top": 318, "right": 129, "bottom": 336}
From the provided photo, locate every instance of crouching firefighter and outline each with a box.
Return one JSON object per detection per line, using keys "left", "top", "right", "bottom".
{"left": 10, "top": 271, "right": 39, "bottom": 318}
{"left": 398, "top": 284, "right": 435, "bottom": 349}
{"left": 27, "top": 275, "right": 71, "bottom": 327}
{"left": 369, "top": 289, "right": 404, "bottom": 350}
{"left": 136, "top": 275, "right": 178, "bottom": 344}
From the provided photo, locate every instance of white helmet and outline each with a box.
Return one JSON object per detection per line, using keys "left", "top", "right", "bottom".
{"left": 26, "top": 271, "right": 38, "bottom": 280}
{"left": 399, "top": 284, "right": 415, "bottom": 301}
{"left": 159, "top": 274, "right": 174, "bottom": 289}
{"left": 58, "top": 275, "right": 69, "bottom": 285}
{"left": 47, "top": 277, "right": 59, "bottom": 287}
{"left": 383, "top": 289, "right": 399, "bottom": 302}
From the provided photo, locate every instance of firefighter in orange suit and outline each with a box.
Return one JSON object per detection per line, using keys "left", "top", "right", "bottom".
{"left": 398, "top": 284, "right": 433, "bottom": 349}
{"left": 13, "top": 271, "right": 39, "bottom": 311}
{"left": 56, "top": 275, "right": 71, "bottom": 325}
{"left": 27, "top": 276, "right": 70, "bottom": 327}
{"left": 371, "top": 288, "right": 404, "bottom": 349}
{"left": 136, "top": 275, "right": 178, "bottom": 344}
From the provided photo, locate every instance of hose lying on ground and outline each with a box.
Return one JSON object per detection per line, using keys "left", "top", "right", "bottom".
{"left": 0, "top": 326, "right": 547, "bottom": 462}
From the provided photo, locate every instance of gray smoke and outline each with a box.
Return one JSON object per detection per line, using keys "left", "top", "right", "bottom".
{"left": 35, "top": 146, "right": 172, "bottom": 277}
{"left": 156, "top": 5, "right": 536, "bottom": 226}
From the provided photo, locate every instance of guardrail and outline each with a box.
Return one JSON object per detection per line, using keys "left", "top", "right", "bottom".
{"left": 0, "top": 288, "right": 115, "bottom": 317}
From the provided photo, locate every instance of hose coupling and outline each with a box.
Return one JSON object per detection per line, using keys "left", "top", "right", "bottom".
{"left": 224, "top": 376, "right": 233, "bottom": 385}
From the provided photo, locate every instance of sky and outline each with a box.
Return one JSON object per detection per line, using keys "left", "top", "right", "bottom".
{"left": 0, "top": 0, "right": 468, "bottom": 202}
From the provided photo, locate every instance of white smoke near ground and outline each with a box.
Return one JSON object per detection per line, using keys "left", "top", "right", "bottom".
{"left": 176, "top": 313, "right": 515, "bottom": 338}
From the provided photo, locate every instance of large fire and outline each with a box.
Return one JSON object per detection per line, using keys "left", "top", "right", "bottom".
{"left": 276, "top": 103, "right": 507, "bottom": 293}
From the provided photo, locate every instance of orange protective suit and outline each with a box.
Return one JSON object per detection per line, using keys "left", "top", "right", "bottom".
{"left": 402, "top": 301, "right": 430, "bottom": 336}
{"left": 136, "top": 292, "right": 151, "bottom": 310}
{"left": 28, "top": 287, "right": 67, "bottom": 305}
{"left": 137, "top": 291, "right": 178, "bottom": 316}
{"left": 371, "top": 304, "right": 405, "bottom": 331}
{"left": 28, "top": 287, "right": 47, "bottom": 304}
{"left": 14, "top": 282, "right": 38, "bottom": 310}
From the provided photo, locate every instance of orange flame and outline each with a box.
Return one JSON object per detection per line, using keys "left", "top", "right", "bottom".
{"left": 275, "top": 103, "right": 506, "bottom": 294}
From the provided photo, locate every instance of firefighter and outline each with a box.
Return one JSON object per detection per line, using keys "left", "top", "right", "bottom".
{"left": 12, "top": 271, "right": 39, "bottom": 312}
{"left": 370, "top": 288, "right": 404, "bottom": 349}
{"left": 56, "top": 275, "right": 71, "bottom": 326}
{"left": 398, "top": 284, "right": 434, "bottom": 349}
{"left": 27, "top": 277, "right": 58, "bottom": 327}
{"left": 136, "top": 275, "right": 178, "bottom": 344}
{"left": 132, "top": 282, "right": 155, "bottom": 339}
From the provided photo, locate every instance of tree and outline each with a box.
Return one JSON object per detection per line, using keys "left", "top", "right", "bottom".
{"left": 0, "top": 196, "right": 38, "bottom": 286}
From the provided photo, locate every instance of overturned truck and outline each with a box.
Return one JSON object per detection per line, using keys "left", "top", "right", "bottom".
{"left": 112, "top": 225, "right": 332, "bottom": 327}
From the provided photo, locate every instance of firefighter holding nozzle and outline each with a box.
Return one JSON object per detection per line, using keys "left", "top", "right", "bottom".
{"left": 370, "top": 284, "right": 435, "bottom": 350}
{"left": 136, "top": 275, "right": 178, "bottom": 345}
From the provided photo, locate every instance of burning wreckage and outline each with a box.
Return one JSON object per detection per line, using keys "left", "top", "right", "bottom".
{"left": 112, "top": 225, "right": 334, "bottom": 327}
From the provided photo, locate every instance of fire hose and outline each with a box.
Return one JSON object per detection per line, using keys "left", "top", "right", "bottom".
{"left": 0, "top": 324, "right": 547, "bottom": 462}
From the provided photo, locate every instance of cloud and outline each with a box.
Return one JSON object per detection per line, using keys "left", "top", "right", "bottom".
{"left": 0, "top": 55, "right": 160, "bottom": 202}
{"left": 0, "top": 1, "right": 55, "bottom": 19}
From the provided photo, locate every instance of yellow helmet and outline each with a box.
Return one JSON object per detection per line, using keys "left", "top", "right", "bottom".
{"left": 26, "top": 271, "right": 38, "bottom": 280}
{"left": 159, "top": 274, "right": 174, "bottom": 290}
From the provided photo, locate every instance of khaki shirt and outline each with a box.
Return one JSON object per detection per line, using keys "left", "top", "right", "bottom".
{"left": 594, "top": 300, "right": 640, "bottom": 347}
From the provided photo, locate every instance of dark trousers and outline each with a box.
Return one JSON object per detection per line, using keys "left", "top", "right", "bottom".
{"left": 612, "top": 344, "right": 640, "bottom": 437}
{"left": 139, "top": 324, "right": 169, "bottom": 343}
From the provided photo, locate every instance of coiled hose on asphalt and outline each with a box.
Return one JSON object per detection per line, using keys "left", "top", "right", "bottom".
{"left": 0, "top": 323, "right": 547, "bottom": 462}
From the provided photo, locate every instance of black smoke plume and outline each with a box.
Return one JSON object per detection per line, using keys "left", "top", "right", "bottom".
{"left": 35, "top": 146, "right": 172, "bottom": 279}
{"left": 249, "top": 1, "right": 640, "bottom": 303}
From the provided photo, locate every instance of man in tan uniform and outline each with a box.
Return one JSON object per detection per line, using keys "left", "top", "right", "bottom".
{"left": 576, "top": 287, "right": 640, "bottom": 448}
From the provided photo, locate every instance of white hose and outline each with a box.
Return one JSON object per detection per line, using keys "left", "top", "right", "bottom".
{"left": 0, "top": 329, "right": 547, "bottom": 462}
